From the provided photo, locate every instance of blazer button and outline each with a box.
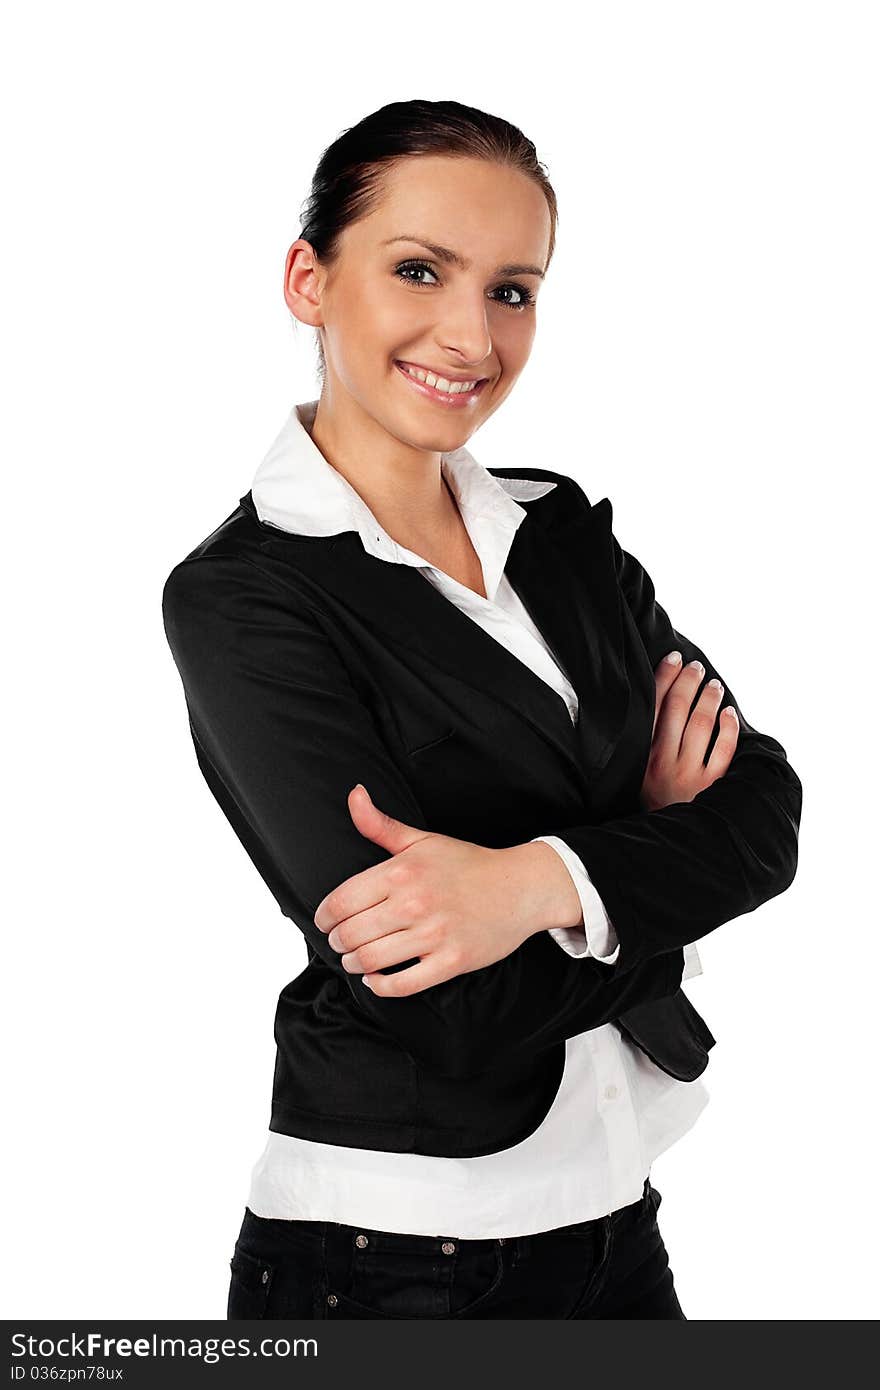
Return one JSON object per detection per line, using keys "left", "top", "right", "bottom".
{"left": 261, "top": 1269, "right": 269, "bottom": 1284}
{"left": 441, "top": 1241, "right": 456, "bottom": 1255}
{"left": 327, "top": 1293, "right": 338, "bottom": 1307}
{"left": 355, "top": 1234, "right": 369, "bottom": 1248}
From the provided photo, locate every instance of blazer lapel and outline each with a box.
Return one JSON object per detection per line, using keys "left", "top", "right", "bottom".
{"left": 504, "top": 494, "right": 631, "bottom": 784}
{"left": 240, "top": 489, "right": 631, "bottom": 794}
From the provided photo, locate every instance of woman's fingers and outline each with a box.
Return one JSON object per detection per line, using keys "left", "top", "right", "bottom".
{"left": 363, "top": 957, "right": 449, "bottom": 997}
{"left": 327, "top": 896, "right": 416, "bottom": 958}
{"left": 704, "top": 704, "right": 740, "bottom": 780}
{"left": 644, "top": 654, "right": 741, "bottom": 811}
{"left": 652, "top": 650, "right": 683, "bottom": 739}
{"left": 679, "top": 674, "right": 727, "bottom": 769}
{"left": 340, "top": 926, "right": 427, "bottom": 976}
{"left": 653, "top": 657, "right": 706, "bottom": 760}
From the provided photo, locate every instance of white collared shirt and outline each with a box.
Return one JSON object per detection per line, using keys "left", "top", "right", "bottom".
{"left": 244, "top": 400, "right": 708, "bottom": 1237}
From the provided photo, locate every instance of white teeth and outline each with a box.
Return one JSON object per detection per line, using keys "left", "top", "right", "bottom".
{"left": 400, "top": 364, "right": 478, "bottom": 395}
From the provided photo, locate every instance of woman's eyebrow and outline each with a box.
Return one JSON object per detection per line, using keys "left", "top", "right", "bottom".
{"left": 381, "top": 234, "right": 545, "bottom": 279}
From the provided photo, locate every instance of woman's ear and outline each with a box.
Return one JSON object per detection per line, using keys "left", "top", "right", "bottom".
{"left": 283, "top": 237, "right": 325, "bottom": 329}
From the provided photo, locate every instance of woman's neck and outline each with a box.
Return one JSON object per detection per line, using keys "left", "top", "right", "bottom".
{"left": 309, "top": 390, "right": 463, "bottom": 556}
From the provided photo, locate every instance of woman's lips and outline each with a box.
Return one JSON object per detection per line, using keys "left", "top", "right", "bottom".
{"left": 394, "top": 360, "right": 489, "bottom": 408}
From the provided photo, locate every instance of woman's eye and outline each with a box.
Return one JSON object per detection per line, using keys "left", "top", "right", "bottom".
{"left": 494, "top": 283, "right": 534, "bottom": 309}
{"left": 393, "top": 260, "right": 535, "bottom": 311}
{"left": 395, "top": 260, "right": 439, "bottom": 287}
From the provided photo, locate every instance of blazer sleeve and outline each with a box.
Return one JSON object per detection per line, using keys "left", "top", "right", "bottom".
{"left": 161, "top": 551, "right": 685, "bottom": 1080}
{"left": 539, "top": 478, "right": 803, "bottom": 974}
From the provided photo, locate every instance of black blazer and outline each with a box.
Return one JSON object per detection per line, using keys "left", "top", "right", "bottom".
{"left": 161, "top": 468, "right": 801, "bottom": 1158}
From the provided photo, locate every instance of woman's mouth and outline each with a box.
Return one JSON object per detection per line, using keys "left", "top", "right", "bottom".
{"left": 394, "top": 360, "right": 489, "bottom": 408}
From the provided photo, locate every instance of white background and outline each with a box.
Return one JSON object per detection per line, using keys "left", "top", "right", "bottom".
{"left": 3, "top": 0, "right": 877, "bottom": 1321}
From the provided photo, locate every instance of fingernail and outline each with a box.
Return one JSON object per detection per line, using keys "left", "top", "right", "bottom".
{"left": 708, "top": 678, "right": 723, "bottom": 691}
{"left": 724, "top": 706, "right": 738, "bottom": 721}
{"left": 664, "top": 651, "right": 682, "bottom": 665}
{"left": 688, "top": 660, "right": 704, "bottom": 675}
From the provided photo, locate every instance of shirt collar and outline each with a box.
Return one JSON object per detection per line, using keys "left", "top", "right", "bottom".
{"left": 249, "top": 400, "right": 557, "bottom": 603}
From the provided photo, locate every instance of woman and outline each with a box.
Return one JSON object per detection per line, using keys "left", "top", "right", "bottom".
{"left": 162, "top": 99, "right": 801, "bottom": 1319}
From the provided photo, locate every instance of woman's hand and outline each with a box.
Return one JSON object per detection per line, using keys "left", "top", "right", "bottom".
{"left": 313, "top": 784, "right": 577, "bottom": 997}
{"left": 315, "top": 651, "right": 742, "bottom": 998}
{"left": 640, "top": 650, "right": 740, "bottom": 812}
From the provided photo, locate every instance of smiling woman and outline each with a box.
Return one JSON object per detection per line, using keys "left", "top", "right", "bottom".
{"left": 393, "top": 358, "right": 491, "bottom": 408}
{"left": 161, "top": 97, "right": 800, "bottom": 1321}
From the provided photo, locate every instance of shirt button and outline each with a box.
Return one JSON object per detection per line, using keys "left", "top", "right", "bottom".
{"left": 604, "top": 1084, "right": 619, "bottom": 1100}
{"left": 327, "top": 1293, "right": 338, "bottom": 1307}
{"left": 441, "top": 1241, "right": 456, "bottom": 1255}
{"left": 355, "top": 1234, "right": 369, "bottom": 1248}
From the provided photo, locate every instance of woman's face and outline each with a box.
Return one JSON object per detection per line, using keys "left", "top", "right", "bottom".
{"left": 285, "top": 155, "right": 551, "bottom": 452}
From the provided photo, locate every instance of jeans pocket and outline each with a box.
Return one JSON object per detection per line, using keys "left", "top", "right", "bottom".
{"left": 227, "top": 1245, "right": 275, "bottom": 1320}
{"left": 447, "top": 1244, "right": 506, "bottom": 1318}
{"left": 563, "top": 1221, "right": 614, "bottom": 1320}
{"left": 326, "top": 1228, "right": 504, "bottom": 1320}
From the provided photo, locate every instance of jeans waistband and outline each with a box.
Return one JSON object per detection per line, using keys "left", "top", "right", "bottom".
{"left": 245, "top": 1175, "right": 651, "bottom": 1255}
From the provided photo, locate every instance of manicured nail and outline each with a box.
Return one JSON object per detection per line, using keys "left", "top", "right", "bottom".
{"left": 723, "top": 706, "right": 738, "bottom": 721}
{"left": 688, "top": 660, "right": 704, "bottom": 675}
{"left": 708, "top": 678, "right": 723, "bottom": 691}
{"left": 664, "top": 651, "right": 682, "bottom": 665}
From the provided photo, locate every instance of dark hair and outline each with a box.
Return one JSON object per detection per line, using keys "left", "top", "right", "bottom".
{"left": 294, "top": 99, "right": 559, "bottom": 382}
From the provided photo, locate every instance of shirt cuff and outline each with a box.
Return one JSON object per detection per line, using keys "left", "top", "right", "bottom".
{"left": 530, "top": 834, "right": 621, "bottom": 965}
{"left": 682, "top": 942, "right": 703, "bottom": 981}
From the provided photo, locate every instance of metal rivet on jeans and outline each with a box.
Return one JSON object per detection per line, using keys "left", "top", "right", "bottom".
{"left": 355, "top": 1234, "right": 369, "bottom": 1248}
{"left": 441, "top": 1241, "right": 456, "bottom": 1255}
{"left": 327, "top": 1293, "right": 338, "bottom": 1306}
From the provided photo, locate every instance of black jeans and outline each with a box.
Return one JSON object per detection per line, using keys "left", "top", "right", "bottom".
{"left": 226, "top": 1177, "right": 686, "bottom": 1320}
